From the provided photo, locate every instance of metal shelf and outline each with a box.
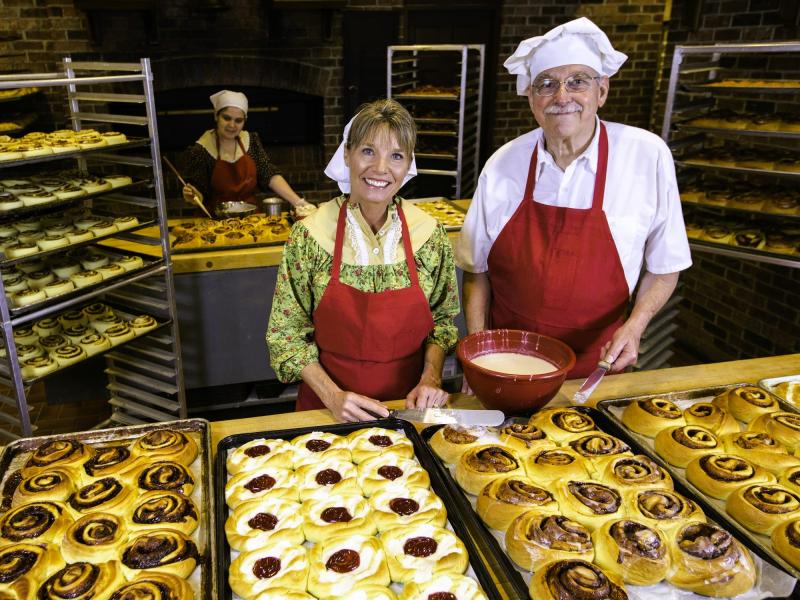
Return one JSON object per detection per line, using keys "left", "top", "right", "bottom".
{"left": 689, "top": 239, "right": 800, "bottom": 268}
{"left": 0, "top": 139, "right": 150, "bottom": 169}
{"left": 677, "top": 125, "right": 800, "bottom": 140}
{"left": 675, "top": 160, "right": 800, "bottom": 179}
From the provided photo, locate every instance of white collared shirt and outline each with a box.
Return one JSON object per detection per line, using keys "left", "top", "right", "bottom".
{"left": 455, "top": 118, "right": 692, "bottom": 294}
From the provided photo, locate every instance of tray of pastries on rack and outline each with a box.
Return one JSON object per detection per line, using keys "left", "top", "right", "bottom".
{"left": 597, "top": 384, "right": 800, "bottom": 585}
{"left": 0, "top": 86, "right": 39, "bottom": 101}
{"left": 680, "top": 179, "right": 800, "bottom": 216}
{"left": 400, "top": 84, "right": 461, "bottom": 97}
{"left": 0, "top": 419, "right": 213, "bottom": 599}
{"left": 683, "top": 211, "right": 800, "bottom": 256}
{"left": 1, "top": 301, "right": 164, "bottom": 382}
{"left": 421, "top": 405, "right": 799, "bottom": 599}
{"left": 680, "top": 145, "right": 800, "bottom": 173}
{"left": 0, "top": 128, "right": 131, "bottom": 162}
{"left": 408, "top": 198, "right": 466, "bottom": 230}
{"left": 703, "top": 79, "right": 800, "bottom": 90}
{"left": 681, "top": 109, "right": 800, "bottom": 133}
{"left": 163, "top": 214, "right": 293, "bottom": 251}
{"left": 215, "top": 419, "right": 502, "bottom": 600}
{"left": 759, "top": 374, "right": 800, "bottom": 407}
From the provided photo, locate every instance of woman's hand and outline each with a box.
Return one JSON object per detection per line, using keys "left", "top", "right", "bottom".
{"left": 327, "top": 390, "right": 390, "bottom": 422}
{"left": 406, "top": 375, "right": 449, "bottom": 410}
{"left": 182, "top": 183, "right": 202, "bottom": 205}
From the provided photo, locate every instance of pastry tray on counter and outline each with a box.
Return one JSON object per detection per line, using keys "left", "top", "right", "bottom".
{"left": 597, "top": 384, "right": 800, "bottom": 583}
{"left": 0, "top": 418, "right": 215, "bottom": 599}
{"left": 215, "top": 418, "right": 506, "bottom": 600}
{"left": 421, "top": 406, "right": 799, "bottom": 599}
{"left": 759, "top": 374, "right": 800, "bottom": 407}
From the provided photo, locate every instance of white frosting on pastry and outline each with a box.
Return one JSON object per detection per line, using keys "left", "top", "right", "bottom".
{"left": 316, "top": 535, "right": 385, "bottom": 590}
{"left": 303, "top": 493, "right": 370, "bottom": 527}
{"left": 227, "top": 438, "right": 296, "bottom": 474}
{"left": 296, "top": 458, "right": 359, "bottom": 500}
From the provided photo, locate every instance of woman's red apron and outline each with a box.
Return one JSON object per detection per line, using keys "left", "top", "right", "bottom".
{"left": 486, "top": 122, "right": 629, "bottom": 378}
{"left": 296, "top": 201, "right": 435, "bottom": 411}
{"left": 208, "top": 135, "right": 257, "bottom": 213}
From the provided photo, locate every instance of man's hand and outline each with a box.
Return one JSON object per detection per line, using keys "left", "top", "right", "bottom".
{"left": 600, "top": 318, "right": 645, "bottom": 372}
{"left": 327, "top": 390, "right": 390, "bottom": 422}
{"left": 406, "top": 374, "right": 448, "bottom": 409}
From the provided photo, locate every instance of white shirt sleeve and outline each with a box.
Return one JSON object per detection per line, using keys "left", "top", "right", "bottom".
{"left": 455, "top": 171, "right": 492, "bottom": 273}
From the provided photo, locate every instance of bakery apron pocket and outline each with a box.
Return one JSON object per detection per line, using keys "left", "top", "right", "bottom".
{"left": 209, "top": 136, "right": 257, "bottom": 212}
{"left": 487, "top": 122, "right": 630, "bottom": 378}
{"left": 296, "top": 201, "right": 434, "bottom": 411}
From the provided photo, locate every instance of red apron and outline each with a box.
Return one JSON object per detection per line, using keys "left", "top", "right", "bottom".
{"left": 209, "top": 135, "right": 257, "bottom": 213}
{"left": 486, "top": 122, "right": 629, "bottom": 378}
{"left": 296, "top": 201, "right": 435, "bottom": 411}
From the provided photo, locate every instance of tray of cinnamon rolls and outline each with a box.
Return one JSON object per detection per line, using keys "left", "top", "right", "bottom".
{"left": 421, "top": 404, "right": 800, "bottom": 599}
{"left": 0, "top": 419, "right": 213, "bottom": 599}
{"left": 215, "top": 419, "right": 502, "bottom": 600}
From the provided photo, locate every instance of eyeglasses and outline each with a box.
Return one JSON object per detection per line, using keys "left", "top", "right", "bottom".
{"left": 531, "top": 74, "right": 602, "bottom": 96}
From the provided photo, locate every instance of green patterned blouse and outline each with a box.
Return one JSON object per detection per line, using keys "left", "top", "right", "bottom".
{"left": 267, "top": 200, "right": 460, "bottom": 384}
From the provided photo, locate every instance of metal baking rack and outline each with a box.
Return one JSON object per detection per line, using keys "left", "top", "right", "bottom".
{"left": 0, "top": 138, "right": 150, "bottom": 168}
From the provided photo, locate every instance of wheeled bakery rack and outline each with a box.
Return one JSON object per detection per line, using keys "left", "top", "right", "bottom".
{"left": 387, "top": 44, "right": 485, "bottom": 199}
{"left": 0, "top": 58, "right": 186, "bottom": 439}
{"left": 662, "top": 41, "right": 800, "bottom": 269}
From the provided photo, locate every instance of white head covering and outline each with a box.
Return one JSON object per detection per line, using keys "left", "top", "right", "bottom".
{"left": 504, "top": 17, "right": 628, "bottom": 96}
{"left": 209, "top": 90, "right": 248, "bottom": 115}
{"left": 324, "top": 114, "right": 418, "bottom": 194}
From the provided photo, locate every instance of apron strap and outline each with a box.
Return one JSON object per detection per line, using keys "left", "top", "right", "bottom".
{"left": 396, "top": 202, "right": 421, "bottom": 289}
{"left": 524, "top": 144, "right": 539, "bottom": 202}
{"left": 591, "top": 122, "right": 609, "bottom": 213}
{"left": 213, "top": 132, "right": 245, "bottom": 161}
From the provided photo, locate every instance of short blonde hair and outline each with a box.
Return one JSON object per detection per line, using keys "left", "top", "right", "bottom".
{"left": 345, "top": 99, "right": 416, "bottom": 160}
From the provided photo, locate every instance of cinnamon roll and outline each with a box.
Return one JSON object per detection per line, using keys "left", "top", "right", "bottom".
{"left": 368, "top": 486, "right": 447, "bottom": 532}
{"left": 712, "top": 385, "right": 778, "bottom": 423}
{"left": 0, "top": 542, "right": 65, "bottom": 598}
{"left": 523, "top": 447, "right": 590, "bottom": 485}
{"left": 556, "top": 480, "right": 624, "bottom": 532}
{"left": 779, "top": 465, "right": 800, "bottom": 496}
{"left": 772, "top": 517, "right": 800, "bottom": 570}
{"left": 81, "top": 444, "right": 139, "bottom": 482}
{"left": 229, "top": 541, "right": 309, "bottom": 598}
{"left": 227, "top": 438, "right": 296, "bottom": 475}
{"left": 565, "top": 433, "right": 633, "bottom": 476}
{"left": 38, "top": 561, "right": 126, "bottom": 600}
{"left": 476, "top": 476, "right": 558, "bottom": 531}
{"left": 108, "top": 572, "right": 194, "bottom": 600}
{"left": 399, "top": 574, "right": 487, "bottom": 600}
{"left": 505, "top": 512, "right": 594, "bottom": 572}
{"left": 121, "top": 529, "right": 199, "bottom": 580}
{"left": 455, "top": 445, "right": 524, "bottom": 495}
{"left": 132, "top": 429, "right": 198, "bottom": 466}
{"left": 21, "top": 439, "right": 90, "bottom": 479}
{"left": 295, "top": 458, "right": 360, "bottom": 501}
{"left": 1, "top": 470, "right": 22, "bottom": 513}
{"left": 687, "top": 453, "right": 775, "bottom": 500}
{"left": 225, "top": 496, "right": 304, "bottom": 552}
{"left": 625, "top": 487, "right": 705, "bottom": 538}
{"left": 356, "top": 455, "right": 430, "bottom": 497}
{"left": 602, "top": 455, "right": 673, "bottom": 491}
{"left": 494, "top": 422, "right": 555, "bottom": 456}
{"left": 225, "top": 466, "right": 298, "bottom": 508}
{"left": 128, "top": 315, "right": 157, "bottom": 334}
{"left": 666, "top": 521, "right": 755, "bottom": 597}
{"left": 68, "top": 477, "right": 132, "bottom": 515}
{"left": 683, "top": 402, "right": 740, "bottom": 436}
{"left": 654, "top": 425, "right": 719, "bottom": 468}
{"left": 0, "top": 502, "right": 73, "bottom": 545}
{"left": 11, "top": 469, "right": 75, "bottom": 506}
{"left": 592, "top": 519, "right": 670, "bottom": 586}
{"left": 301, "top": 493, "right": 377, "bottom": 543}
{"left": 726, "top": 483, "right": 800, "bottom": 534}
{"left": 528, "top": 408, "right": 597, "bottom": 443}
{"left": 750, "top": 411, "right": 800, "bottom": 454}
{"left": 722, "top": 431, "right": 800, "bottom": 474}
{"left": 380, "top": 523, "right": 469, "bottom": 584}
{"left": 135, "top": 461, "right": 194, "bottom": 496}
{"left": 347, "top": 427, "right": 415, "bottom": 464}
{"left": 307, "top": 534, "right": 390, "bottom": 597}
{"left": 291, "top": 431, "right": 351, "bottom": 466}
{"left": 428, "top": 426, "right": 493, "bottom": 464}
{"left": 62, "top": 512, "right": 128, "bottom": 563}
{"left": 51, "top": 344, "right": 87, "bottom": 367}
{"left": 621, "top": 398, "right": 685, "bottom": 438}
{"left": 129, "top": 490, "right": 198, "bottom": 536}
{"left": 529, "top": 559, "right": 627, "bottom": 600}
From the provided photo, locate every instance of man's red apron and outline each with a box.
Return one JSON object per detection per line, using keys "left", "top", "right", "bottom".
{"left": 296, "top": 201, "right": 435, "bottom": 411}
{"left": 486, "top": 122, "right": 629, "bottom": 378}
{"left": 209, "top": 135, "right": 257, "bottom": 213}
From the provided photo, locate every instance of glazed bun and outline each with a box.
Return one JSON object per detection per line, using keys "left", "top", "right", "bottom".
{"left": 555, "top": 480, "right": 625, "bottom": 532}
{"left": 120, "top": 529, "right": 199, "bottom": 580}
{"left": 356, "top": 455, "right": 430, "bottom": 497}
{"left": 454, "top": 445, "right": 524, "bottom": 495}
{"left": 712, "top": 385, "right": 778, "bottom": 423}
{"left": 62, "top": 512, "right": 128, "bottom": 563}
{"left": 229, "top": 540, "right": 309, "bottom": 598}
{"left": 750, "top": 411, "right": 800, "bottom": 454}
{"left": 683, "top": 402, "right": 740, "bottom": 436}
{"left": 476, "top": 475, "right": 558, "bottom": 531}
{"left": 523, "top": 447, "right": 590, "bottom": 486}
{"left": 307, "top": 533, "right": 390, "bottom": 598}
{"left": 528, "top": 408, "right": 597, "bottom": 443}
{"left": 505, "top": 512, "right": 594, "bottom": 572}
{"left": 225, "top": 466, "right": 297, "bottom": 508}
{"left": 654, "top": 425, "right": 719, "bottom": 468}
{"left": 772, "top": 517, "right": 800, "bottom": 570}
{"left": 428, "top": 425, "right": 495, "bottom": 464}
{"left": 132, "top": 429, "right": 198, "bottom": 466}
{"left": 129, "top": 490, "right": 199, "bottom": 536}
{"left": 621, "top": 398, "right": 685, "bottom": 437}
{"left": 225, "top": 496, "right": 305, "bottom": 552}
{"left": 399, "top": 574, "right": 487, "bottom": 600}
{"left": 726, "top": 483, "right": 800, "bottom": 535}
{"left": 602, "top": 455, "right": 673, "bottom": 491}
{"left": 529, "top": 559, "right": 626, "bottom": 600}
{"left": 686, "top": 453, "right": 775, "bottom": 500}
{"left": 592, "top": 518, "right": 670, "bottom": 586}
{"left": 368, "top": 485, "right": 447, "bottom": 532}
{"left": 347, "top": 427, "right": 415, "bottom": 464}
{"left": 380, "top": 523, "right": 469, "bottom": 584}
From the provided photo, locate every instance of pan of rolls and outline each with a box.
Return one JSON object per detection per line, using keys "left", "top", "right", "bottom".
{"left": 215, "top": 419, "right": 503, "bottom": 600}
{"left": 422, "top": 405, "right": 799, "bottom": 599}
{"left": 759, "top": 374, "right": 800, "bottom": 408}
{"left": 0, "top": 418, "right": 214, "bottom": 599}
{"left": 597, "top": 384, "right": 800, "bottom": 587}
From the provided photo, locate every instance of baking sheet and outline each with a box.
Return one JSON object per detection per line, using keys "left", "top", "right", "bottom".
{"left": 759, "top": 375, "right": 800, "bottom": 407}
{"left": 0, "top": 418, "right": 215, "bottom": 599}
{"left": 215, "top": 418, "right": 504, "bottom": 600}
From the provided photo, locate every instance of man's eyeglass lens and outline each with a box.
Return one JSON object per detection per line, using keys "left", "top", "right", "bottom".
{"left": 534, "top": 76, "right": 599, "bottom": 96}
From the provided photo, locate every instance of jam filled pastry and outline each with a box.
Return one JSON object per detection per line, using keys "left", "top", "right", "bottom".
{"left": 120, "top": 529, "right": 199, "bottom": 580}
{"left": 0, "top": 502, "right": 73, "bottom": 545}
{"left": 347, "top": 428, "right": 415, "bottom": 464}
{"left": 225, "top": 496, "right": 304, "bottom": 552}
{"left": 356, "top": 455, "right": 430, "bottom": 497}
{"left": 290, "top": 431, "right": 351, "bottom": 466}
{"left": 301, "top": 493, "right": 376, "bottom": 543}
{"left": 368, "top": 486, "right": 447, "bottom": 532}
{"left": 225, "top": 466, "right": 298, "bottom": 508}
{"left": 227, "top": 438, "right": 296, "bottom": 475}
{"left": 62, "top": 512, "right": 128, "bottom": 563}
{"left": 295, "top": 458, "right": 360, "bottom": 501}
{"left": 129, "top": 490, "right": 199, "bottom": 536}
{"left": 529, "top": 559, "right": 627, "bottom": 600}
{"left": 0, "top": 542, "right": 65, "bottom": 598}
{"left": 381, "top": 523, "right": 470, "bottom": 584}
{"left": 229, "top": 540, "right": 309, "bottom": 598}
{"left": 399, "top": 573, "right": 488, "bottom": 600}
{"left": 505, "top": 513, "right": 594, "bottom": 572}
{"left": 307, "top": 534, "right": 390, "bottom": 598}
{"left": 591, "top": 519, "right": 670, "bottom": 586}
{"left": 37, "top": 561, "right": 126, "bottom": 600}
{"left": 476, "top": 475, "right": 558, "bottom": 531}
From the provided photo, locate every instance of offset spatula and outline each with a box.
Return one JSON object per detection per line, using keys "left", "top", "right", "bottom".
{"left": 389, "top": 408, "right": 505, "bottom": 427}
{"left": 572, "top": 360, "right": 612, "bottom": 405}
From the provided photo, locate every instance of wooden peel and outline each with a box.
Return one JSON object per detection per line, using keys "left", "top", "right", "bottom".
{"left": 162, "top": 156, "right": 214, "bottom": 220}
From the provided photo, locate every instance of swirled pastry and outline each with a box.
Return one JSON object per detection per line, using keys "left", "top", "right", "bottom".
{"left": 12, "top": 470, "right": 75, "bottom": 506}
{"left": 654, "top": 425, "right": 719, "bottom": 468}
{"left": 494, "top": 422, "right": 555, "bottom": 456}
{"left": 380, "top": 523, "right": 468, "bottom": 584}
{"left": 21, "top": 439, "right": 90, "bottom": 479}
{"left": 225, "top": 496, "right": 304, "bottom": 552}
{"left": 602, "top": 455, "right": 673, "bottom": 491}
{"left": 0, "top": 502, "right": 73, "bottom": 545}
{"left": 428, "top": 426, "right": 494, "bottom": 464}
{"left": 528, "top": 408, "right": 597, "bottom": 443}
{"left": 129, "top": 491, "right": 198, "bottom": 536}
{"left": 307, "top": 534, "right": 390, "bottom": 598}
{"left": 726, "top": 483, "right": 800, "bottom": 534}
{"left": 225, "top": 466, "right": 297, "bottom": 508}
{"left": 779, "top": 465, "right": 800, "bottom": 496}
{"left": 229, "top": 540, "right": 309, "bottom": 598}
{"left": 592, "top": 519, "right": 670, "bottom": 586}
{"left": 476, "top": 476, "right": 558, "bottom": 531}
{"left": 505, "top": 512, "right": 594, "bottom": 571}
{"left": 687, "top": 453, "right": 775, "bottom": 499}
{"left": 454, "top": 445, "right": 523, "bottom": 495}
{"left": 347, "top": 428, "right": 414, "bottom": 464}
{"left": 132, "top": 429, "right": 198, "bottom": 466}
{"left": 1, "top": 471, "right": 22, "bottom": 513}
{"left": 565, "top": 433, "right": 633, "bottom": 476}
{"left": 523, "top": 448, "right": 590, "bottom": 485}
{"left": 80, "top": 444, "right": 139, "bottom": 483}
{"left": 750, "top": 411, "right": 800, "bottom": 454}
{"left": 368, "top": 486, "right": 446, "bottom": 532}
{"left": 0, "top": 542, "right": 65, "bottom": 599}
{"left": 683, "top": 402, "right": 740, "bottom": 436}
{"left": 625, "top": 487, "right": 705, "bottom": 539}
{"left": 134, "top": 461, "right": 194, "bottom": 496}
{"left": 67, "top": 477, "right": 132, "bottom": 515}
{"left": 62, "top": 512, "right": 128, "bottom": 563}
{"left": 666, "top": 521, "right": 755, "bottom": 597}
{"left": 121, "top": 529, "right": 199, "bottom": 580}
{"left": 621, "top": 398, "right": 685, "bottom": 437}
{"left": 356, "top": 455, "right": 430, "bottom": 497}
{"left": 556, "top": 480, "right": 624, "bottom": 532}
{"left": 107, "top": 572, "right": 194, "bottom": 600}
{"left": 37, "top": 561, "right": 125, "bottom": 600}
{"left": 227, "top": 438, "right": 296, "bottom": 475}
{"left": 295, "top": 458, "right": 360, "bottom": 501}
{"left": 399, "top": 574, "right": 486, "bottom": 600}
{"left": 252, "top": 589, "right": 315, "bottom": 600}
{"left": 291, "top": 431, "right": 351, "bottom": 466}
{"left": 301, "top": 493, "right": 376, "bottom": 543}
{"left": 772, "top": 517, "right": 800, "bottom": 570}
{"left": 722, "top": 431, "right": 800, "bottom": 474}
{"left": 712, "top": 385, "right": 778, "bottom": 423}
{"left": 529, "top": 559, "right": 627, "bottom": 600}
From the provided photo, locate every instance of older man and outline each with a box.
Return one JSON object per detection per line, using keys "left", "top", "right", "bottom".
{"left": 457, "top": 18, "right": 691, "bottom": 378}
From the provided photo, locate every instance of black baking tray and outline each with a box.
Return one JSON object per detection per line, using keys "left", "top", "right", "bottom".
{"left": 421, "top": 406, "right": 800, "bottom": 600}
{"left": 215, "top": 418, "right": 506, "bottom": 600}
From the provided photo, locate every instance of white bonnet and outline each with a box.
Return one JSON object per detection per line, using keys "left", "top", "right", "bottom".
{"left": 209, "top": 90, "right": 248, "bottom": 115}
{"left": 504, "top": 17, "right": 628, "bottom": 96}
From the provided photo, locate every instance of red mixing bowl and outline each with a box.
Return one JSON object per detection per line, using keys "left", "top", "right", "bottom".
{"left": 456, "top": 329, "right": 576, "bottom": 415}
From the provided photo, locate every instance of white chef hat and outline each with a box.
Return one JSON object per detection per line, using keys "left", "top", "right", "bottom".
{"left": 324, "top": 113, "right": 418, "bottom": 194}
{"left": 209, "top": 90, "right": 248, "bottom": 115}
{"left": 504, "top": 17, "right": 628, "bottom": 96}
